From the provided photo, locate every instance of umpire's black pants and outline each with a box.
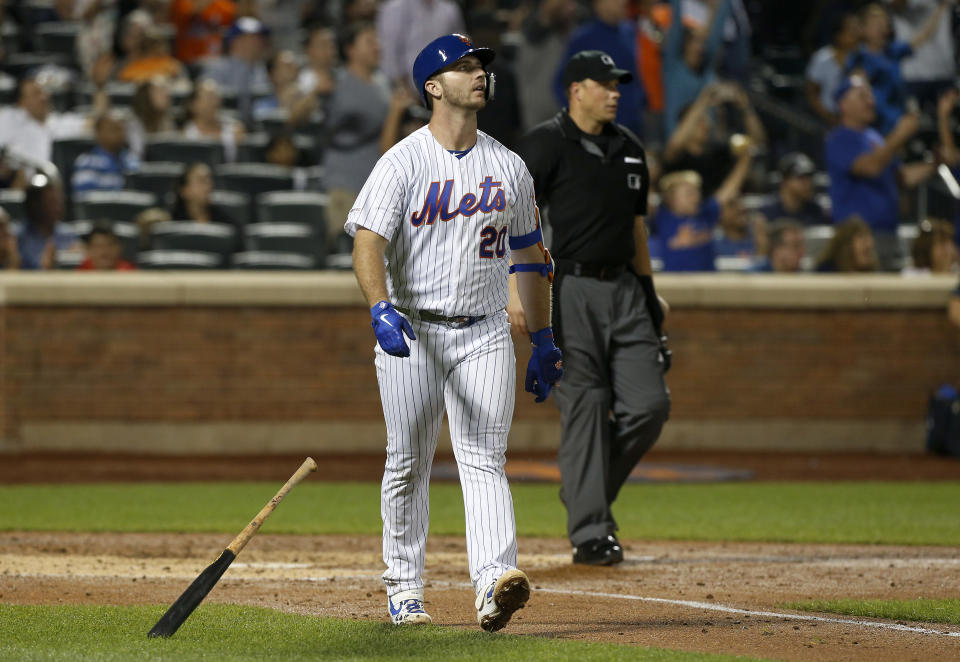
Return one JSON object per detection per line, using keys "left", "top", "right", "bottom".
{"left": 553, "top": 271, "right": 671, "bottom": 546}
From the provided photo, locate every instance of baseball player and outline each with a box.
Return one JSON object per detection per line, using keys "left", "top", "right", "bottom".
{"left": 346, "top": 33, "right": 562, "bottom": 632}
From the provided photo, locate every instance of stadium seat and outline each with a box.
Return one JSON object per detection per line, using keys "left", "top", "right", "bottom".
{"left": 813, "top": 172, "right": 830, "bottom": 192}
{"left": 305, "top": 165, "right": 326, "bottom": 190}
{"left": 218, "top": 87, "right": 241, "bottom": 111}
{"left": 256, "top": 190, "right": 328, "bottom": 239}
{"left": 145, "top": 134, "right": 225, "bottom": 165}
{"left": 253, "top": 108, "right": 290, "bottom": 136}
{"left": 216, "top": 164, "right": 295, "bottom": 222}
{"left": 210, "top": 190, "right": 252, "bottom": 228}
{"left": 0, "top": 22, "right": 18, "bottom": 58}
{"left": 73, "top": 190, "right": 156, "bottom": 224}
{"left": 54, "top": 249, "right": 84, "bottom": 269}
{"left": 149, "top": 221, "right": 236, "bottom": 258}
{"left": 52, "top": 135, "right": 96, "bottom": 185}
{"left": 0, "top": 76, "right": 15, "bottom": 105}
{"left": 3, "top": 52, "right": 74, "bottom": 77}
{"left": 236, "top": 133, "right": 270, "bottom": 163}
{"left": 215, "top": 163, "right": 295, "bottom": 197}
{"left": 898, "top": 224, "right": 919, "bottom": 266}
{"left": 105, "top": 82, "right": 136, "bottom": 107}
{"left": 804, "top": 224, "right": 835, "bottom": 264}
{"left": 73, "top": 81, "right": 136, "bottom": 109}
{"left": 126, "top": 162, "right": 185, "bottom": 203}
{"left": 65, "top": 220, "right": 140, "bottom": 261}
{"left": 237, "top": 132, "right": 318, "bottom": 164}
{"left": 244, "top": 222, "right": 323, "bottom": 265}
{"left": 232, "top": 251, "right": 316, "bottom": 270}
{"left": 34, "top": 22, "right": 81, "bottom": 56}
{"left": 0, "top": 189, "right": 26, "bottom": 222}
{"left": 714, "top": 255, "right": 757, "bottom": 272}
{"left": 138, "top": 250, "right": 223, "bottom": 270}
{"left": 741, "top": 194, "right": 769, "bottom": 213}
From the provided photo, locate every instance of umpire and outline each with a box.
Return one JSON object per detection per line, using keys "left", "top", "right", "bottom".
{"left": 514, "top": 50, "right": 671, "bottom": 565}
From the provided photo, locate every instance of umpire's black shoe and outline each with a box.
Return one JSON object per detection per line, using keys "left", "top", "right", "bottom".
{"left": 572, "top": 535, "right": 624, "bottom": 566}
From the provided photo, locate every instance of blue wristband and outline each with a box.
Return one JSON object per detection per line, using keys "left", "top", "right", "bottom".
{"left": 529, "top": 327, "right": 556, "bottom": 348}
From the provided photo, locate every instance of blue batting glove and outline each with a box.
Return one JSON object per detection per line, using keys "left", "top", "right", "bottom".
{"left": 525, "top": 327, "right": 563, "bottom": 403}
{"left": 370, "top": 300, "right": 416, "bottom": 357}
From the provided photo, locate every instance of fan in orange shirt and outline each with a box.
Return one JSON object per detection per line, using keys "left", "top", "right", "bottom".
{"left": 171, "top": 0, "right": 238, "bottom": 63}
{"left": 118, "top": 27, "right": 186, "bottom": 82}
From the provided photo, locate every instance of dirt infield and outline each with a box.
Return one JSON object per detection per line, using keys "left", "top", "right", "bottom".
{"left": 3, "top": 451, "right": 960, "bottom": 660}
{"left": 2, "top": 532, "right": 959, "bottom": 661}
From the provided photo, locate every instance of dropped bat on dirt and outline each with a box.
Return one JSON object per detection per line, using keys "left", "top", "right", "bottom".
{"left": 147, "top": 457, "right": 318, "bottom": 638}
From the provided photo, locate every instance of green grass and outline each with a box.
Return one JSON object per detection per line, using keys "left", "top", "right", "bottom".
{"left": 0, "top": 604, "right": 767, "bottom": 662}
{"left": 1, "top": 482, "right": 959, "bottom": 545}
{"left": 782, "top": 598, "right": 960, "bottom": 625}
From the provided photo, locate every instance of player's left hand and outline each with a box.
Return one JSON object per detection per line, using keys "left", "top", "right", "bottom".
{"left": 526, "top": 327, "right": 563, "bottom": 403}
{"left": 370, "top": 300, "right": 416, "bottom": 357}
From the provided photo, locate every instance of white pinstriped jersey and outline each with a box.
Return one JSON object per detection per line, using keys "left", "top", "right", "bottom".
{"left": 345, "top": 125, "right": 539, "bottom": 317}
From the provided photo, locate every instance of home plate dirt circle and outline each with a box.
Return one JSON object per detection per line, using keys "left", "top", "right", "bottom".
{"left": 2, "top": 532, "right": 958, "bottom": 662}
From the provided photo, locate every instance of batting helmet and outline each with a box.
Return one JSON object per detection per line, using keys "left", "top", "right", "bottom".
{"left": 412, "top": 33, "right": 495, "bottom": 107}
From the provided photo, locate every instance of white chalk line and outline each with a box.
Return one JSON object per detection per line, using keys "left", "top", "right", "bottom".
{"left": 232, "top": 562, "right": 313, "bottom": 569}
{"left": 11, "top": 568, "right": 960, "bottom": 638}
{"left": 424, "top": 579, "right": 960, "bottom": 639}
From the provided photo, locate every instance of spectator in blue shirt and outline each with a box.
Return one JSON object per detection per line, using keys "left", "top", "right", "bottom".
{"left": 552, "top": 0, "right": 645, "bottom": 136}
{"left": 713, "top": 197, "right": 765, "bottom": 266}
{"left": 844, "top": 2, "right": 948, "bottom": 134}
{"left": 72, "top": 112, "right": 140, "bottom": 195}
{"left": 18, "top": 174, "right": 82, "bottom": 270}
{"left": 651, "top": 137, "right": 752, "bottom": 271}
{"left": 805, "top": 11, "right": 861, "bottom": 126}
{"left": 825, "top": 75, "right": 935, "bottom": 270}
{"left": 202, "top": 17, "right": 272, "bottom": 125}
{"left": 662, "top": 0, "right": 730, "bottom": 136}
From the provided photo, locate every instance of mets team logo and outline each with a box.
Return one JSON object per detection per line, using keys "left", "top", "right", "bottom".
{"left": 411, "top": 176, "right": 506, "bottom": 226}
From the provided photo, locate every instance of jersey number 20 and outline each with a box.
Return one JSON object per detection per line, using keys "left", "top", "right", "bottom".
{"left": 479, "top": 226, "right": 507, "bottom": 259}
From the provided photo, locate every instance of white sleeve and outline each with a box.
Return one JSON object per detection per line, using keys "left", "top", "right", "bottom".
{"left": 344, "top": 156, "right": 406, "bottom": 240}
{"left": 508, "top": 161, "right": 539, "bottom": 240}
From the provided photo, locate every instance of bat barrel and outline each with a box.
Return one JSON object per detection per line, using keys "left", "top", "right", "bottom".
{"left": 147, "top": 550, "right": 235, "bottom": 638}
{"left": 146, "top": 457, "right": 317, "bottom": 638}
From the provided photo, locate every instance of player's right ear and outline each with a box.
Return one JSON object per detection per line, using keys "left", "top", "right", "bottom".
{"left": 424, "top": 78, "right": 442, "bottom": 107}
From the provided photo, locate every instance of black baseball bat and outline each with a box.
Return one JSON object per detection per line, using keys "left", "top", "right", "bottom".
{"left": 147, "top": 457, "right": 318, "bottom": 638}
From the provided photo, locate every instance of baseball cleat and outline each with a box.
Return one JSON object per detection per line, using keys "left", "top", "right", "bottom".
{"left": 475, "top": 568, "right": 530, "bottom": 632}
{"left": 388, "top": 590, "right": 432, "bottom": 625}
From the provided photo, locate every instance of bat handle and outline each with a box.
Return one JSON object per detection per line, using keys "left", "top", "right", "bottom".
{"left": 226, "top": 457, "right": 317, "bottom": 555}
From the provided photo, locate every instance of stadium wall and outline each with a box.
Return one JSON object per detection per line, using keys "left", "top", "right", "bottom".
{"left": 0, "top": 272, "right": 956, "bottom": 455}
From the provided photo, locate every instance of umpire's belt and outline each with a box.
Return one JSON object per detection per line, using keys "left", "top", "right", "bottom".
{"left": 556, "top": 260, "right": 628, "bottom": 281}
{"left": 396, "top": 306, "right": 487, "bottom": 328}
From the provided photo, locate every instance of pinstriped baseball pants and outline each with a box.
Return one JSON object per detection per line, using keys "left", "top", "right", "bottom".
{"left": 375, "top": 310, "right": 519, "bottom": 598}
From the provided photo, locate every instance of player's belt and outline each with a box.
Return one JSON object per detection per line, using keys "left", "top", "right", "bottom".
{"left": 558, "top": 261, "right": 628, "bottom": 281}
{"left": 395, "top": 306, "right": 487, "bottom": 328}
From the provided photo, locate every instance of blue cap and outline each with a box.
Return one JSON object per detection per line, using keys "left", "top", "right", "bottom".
{"left": 226, "top": 17, "right": 269, "bottom": 44}
{"left": 412, "top": 34, "right": 495, "bottom": 106}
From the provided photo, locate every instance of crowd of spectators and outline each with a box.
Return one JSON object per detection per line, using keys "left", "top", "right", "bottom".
{"left": 0, "top": 0, "right": 958, "bottom": 275}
